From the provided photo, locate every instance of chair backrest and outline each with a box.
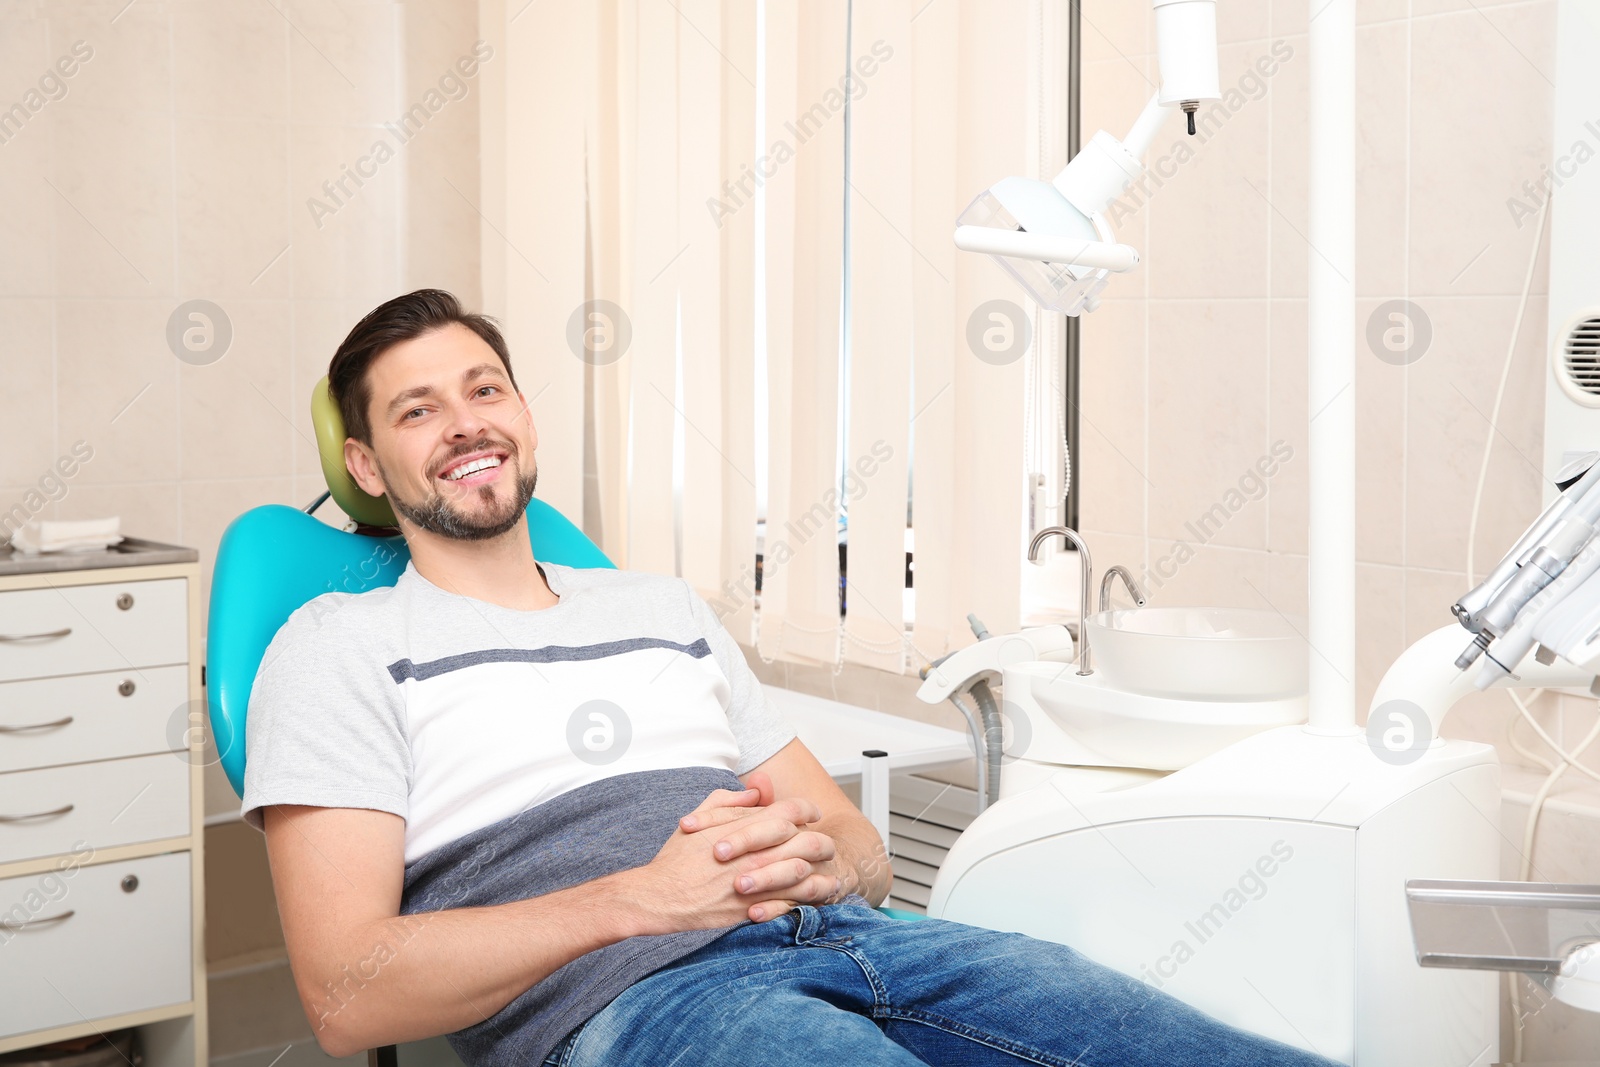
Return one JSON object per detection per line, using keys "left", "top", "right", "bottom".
{"left": 206, "top": 499, "right": 614, "bottom": 798}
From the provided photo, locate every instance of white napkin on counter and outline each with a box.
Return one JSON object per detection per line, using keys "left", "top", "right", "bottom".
{"left": 9, "top": 517, "right": 124, "bottom": 555}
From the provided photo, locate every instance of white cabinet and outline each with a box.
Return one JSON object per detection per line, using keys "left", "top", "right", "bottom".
{"left": 0, "top": 553, "right": 206, "bottom": 1066}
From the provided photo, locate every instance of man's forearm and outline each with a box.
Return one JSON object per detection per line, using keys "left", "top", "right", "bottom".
{"left": 818, "top": 811, "right": 893, "bottom": 907}
{"left": 306, "top": 868, "right": 648, "bottom": 1056}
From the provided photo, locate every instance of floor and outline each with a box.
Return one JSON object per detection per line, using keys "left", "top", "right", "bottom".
{"left": 206, "top": 956, "right": 466, "bottom": 1067}
{"left": 210, "top": 1036, "right": 463, "bottom": 1067}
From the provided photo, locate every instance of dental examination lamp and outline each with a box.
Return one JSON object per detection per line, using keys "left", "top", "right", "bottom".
{"left": 954, "top": 0, "right": 1220, "bottom": 315}
{"left": 1450, "top": 450, "right": 1600, "bottom": 688}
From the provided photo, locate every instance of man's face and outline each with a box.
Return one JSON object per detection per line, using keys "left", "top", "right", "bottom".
{"left": 349, "top": 323, "right": 538, "bottom": 541}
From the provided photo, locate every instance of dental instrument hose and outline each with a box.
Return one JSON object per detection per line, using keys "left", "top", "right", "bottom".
{"left": 1461, "top": 189, "right": 1600, "bottom": 1058}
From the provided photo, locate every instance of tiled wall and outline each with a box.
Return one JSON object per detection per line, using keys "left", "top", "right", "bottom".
{"left": 1075, "top": 0, "right": 1590, "bottom": 770}
{"left": 0, "top": 0, "right": 484, "bottom": 815}
{"left": 0, "top": 0, "right": 488, "bottom": 992}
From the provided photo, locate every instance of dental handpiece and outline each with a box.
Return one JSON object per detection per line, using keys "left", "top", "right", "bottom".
{"left": 1472, "top": 533, "right": 1600, "bottom": 688}
{"left": 1454, "top": 453, "right": 1600, "bottom": 634}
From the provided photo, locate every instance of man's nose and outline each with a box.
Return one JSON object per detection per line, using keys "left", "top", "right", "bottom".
{"left": 440, "top": 398, "right": 489, "bottom": 440}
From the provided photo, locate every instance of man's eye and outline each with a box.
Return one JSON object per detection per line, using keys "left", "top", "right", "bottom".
{"left": 404, "top": 407, "right": 427, "bottom": 419}
{"left": 476, "top": 385, "right": 498, "bottom": 397}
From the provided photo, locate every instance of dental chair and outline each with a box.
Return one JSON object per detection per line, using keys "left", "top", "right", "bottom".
{"left": 207, "top": 378, "right": 915, "bottom": 1067}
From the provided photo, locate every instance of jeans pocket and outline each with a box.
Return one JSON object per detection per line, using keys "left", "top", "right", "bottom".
{"left": 542, "top": 1019, "right": 587, "bottom": 1066}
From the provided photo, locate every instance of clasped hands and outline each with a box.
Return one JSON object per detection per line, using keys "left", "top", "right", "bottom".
{"left": 668, "top": 770, "right": 846, "bottom": 924}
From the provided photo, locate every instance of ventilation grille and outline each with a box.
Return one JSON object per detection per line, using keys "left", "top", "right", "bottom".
{"left": 884, "top": 773, "right": 979, "bottom": 914}
{"left": 1560, "top": 316, "right": 1600, "bottom": 404}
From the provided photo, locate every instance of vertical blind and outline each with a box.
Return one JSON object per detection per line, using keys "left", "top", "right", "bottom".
{"left": 479, "top": 0, "right": 1067, "bottom": 673}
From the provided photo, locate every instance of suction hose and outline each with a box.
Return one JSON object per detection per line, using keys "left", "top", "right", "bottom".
{"left": 968, "top": 678, "right": 1004, "bottom": 809}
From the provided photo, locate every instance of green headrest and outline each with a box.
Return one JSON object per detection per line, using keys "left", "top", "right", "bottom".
{"left": 311, "top": 376, "right": 399, "bottom": 529}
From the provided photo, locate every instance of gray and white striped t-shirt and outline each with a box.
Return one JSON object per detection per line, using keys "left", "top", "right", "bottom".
{"left": 240, "top": 557, "right": 808, "bottom": 1064}
{"left": 242, "top": 557, "right": 797, "bottom": 861}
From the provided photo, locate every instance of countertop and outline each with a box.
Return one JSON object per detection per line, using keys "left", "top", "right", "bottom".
{"left": 0, "top": 535, "right": 199, "bottom": 577}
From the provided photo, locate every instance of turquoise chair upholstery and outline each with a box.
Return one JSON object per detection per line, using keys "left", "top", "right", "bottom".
{"left": 206, "top": 498, "right": 615, "bottom": 798}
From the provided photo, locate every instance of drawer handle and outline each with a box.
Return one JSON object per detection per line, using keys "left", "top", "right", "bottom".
{"left": 0, "top": 803, "right": 74, "bottom": 823}
{"left": 0, "top": 716, "right": 75, "bottom": 734}
{"left": 0, "top": 909, "right": 75, "bottom": 931}
{"left": 0, "top": 627, "right": 72, "bottom": 643}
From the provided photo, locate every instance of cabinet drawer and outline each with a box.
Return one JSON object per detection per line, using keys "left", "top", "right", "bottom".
{"left": 0, "top": 666, "right": 189, "bottom": 773}
{"left": 0, "top": 753, "right": 190, "bottom": 866}
{"left": 0, "top": 851, "right": 191, "bottom": 1039}
{"left": 0, "top": 579, "right": 187, "bottom": 683}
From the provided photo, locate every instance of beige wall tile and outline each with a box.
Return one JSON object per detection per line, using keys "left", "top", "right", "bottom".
{"left": 55, "top": 480, "right": 182, "bottom": 546}
{"left": 175, "top": 118, "right": 292, "bottom": 299}
{"left": 172, "top": 0, "right": 289, "bottom": 120}
{"left": 0, "top": 18, "right": 56, "bottom": 298}
{"left": 1354, "top": 298, "right": 1407, "bottom": 564}
{"left": 1079, "top": 0, "right": 1150, "bottom": 65}
{"left": 0, "top": 299, "right": 56, "bottom": 485}
{"left": 289, "top": 122, "right": 406, "bottom": 305}
{"left": 1218, "top": 0, "right": 1272, "bottom": 44}
{"left": 405, "top": 150, "right": 485, "bottom": 305}
{"left": 179, "top": 301, "right": 296, "bottom": 481}
{"left": 1409, "top": 4, "right": 1555, "bottom": 296}
{"left": 1412, "top": 0, "right": 1551, "bottom": 16}
{"left": 1268, "top": 299, "right": 1309, "bottom": 552}
{"left": 1146, "top": 42, "right": 1273, "bottom": 300}
{"left": 57, "top": 298, "right": 181, "bottom": 483}
{"left": 1503, "top": 690, "right": 1590, "bottom": 777}
{"left": 1404, "top": 295, "right": 1546, "bottom": 573}
{"left": 1266, "top": 33, "right": 1308, "bottom": 300}
{"left": 1355, "top": 561, "right": 1406, "bottom": 714}
{"left": 0, "top": 11, "right": 49, "bottom": 103}
{"left": 0, "top": 134, "right": 55, "bottom": 297}
{"left": 1273, "top": 0, "right": 1418, "bottom": 32}
{"left": 1353, "top": 21, "right": 1409, "bottom": 298}
{"left": 1141, "top": 540, "right": 1273, "bottom": 610}
{"left": 286, "top": 0, "right": 401, "bottom": 126}
{"left": 1358, "top": 0, "right": 1419, "bottom": 23}
{"left": 50, "top": 0, "right": 171, "bottom": 115}
{"left": 1147, "top": 298, "right": 1272, "bottom": 550}
{"left": 1082, "top": 55, "right": 1155, "bottom": 140}
{"left": 0, "top": 485, "right": 54, "bottom": 530}
{"left": 52, "top": 107, "right": 174, "bottom": 297}
{"left": 1267, "top": 549, "right": 1308, "bottom": 617}
{"left": 1077, "top": 297, "right": 1147, "bottom": 537}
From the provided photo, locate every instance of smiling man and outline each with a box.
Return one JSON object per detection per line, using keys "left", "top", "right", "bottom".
{"left": 242, "top": 290, "right": 1340, "bottom": 1067}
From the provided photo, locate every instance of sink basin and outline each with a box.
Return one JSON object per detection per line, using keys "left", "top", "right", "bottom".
{"left": 1083, "top": 607, "right": 1309, "bottom": 701}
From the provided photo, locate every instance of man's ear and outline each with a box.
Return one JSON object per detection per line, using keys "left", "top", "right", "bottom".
{"left": 343, "top": 438, "right": 386, "bottom": 498}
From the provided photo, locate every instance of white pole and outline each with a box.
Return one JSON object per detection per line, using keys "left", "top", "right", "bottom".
{"left": 1307, "top": 0, "right": 1358, "bottom": 734}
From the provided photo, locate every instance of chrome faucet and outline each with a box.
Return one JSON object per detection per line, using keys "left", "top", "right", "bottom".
{"left": 1099, "top": 565, "right": 1148, "bottom": 614}
{"left": 1027, "top": 525, "right": 1094, "bottom": 676}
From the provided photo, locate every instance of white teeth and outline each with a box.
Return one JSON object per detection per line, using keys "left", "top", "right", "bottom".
{"left": 444, "top": 455, "right": 503, "bottom": 480}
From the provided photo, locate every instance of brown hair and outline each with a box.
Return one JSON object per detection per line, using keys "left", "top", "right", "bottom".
{"left": 328, "top": 289, "right": 518, "bottom": 445}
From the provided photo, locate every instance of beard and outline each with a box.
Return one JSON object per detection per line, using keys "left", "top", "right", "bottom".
{"left": 380, "top": 452, "right": 539, "bottom": 542}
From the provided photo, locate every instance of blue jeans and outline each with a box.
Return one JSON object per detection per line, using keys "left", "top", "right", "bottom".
{"left": 539, "top": 901, "right": 1340, "bottom": 1066}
